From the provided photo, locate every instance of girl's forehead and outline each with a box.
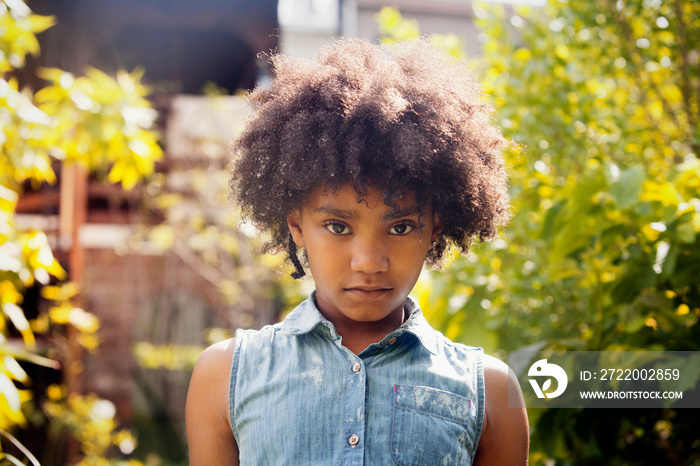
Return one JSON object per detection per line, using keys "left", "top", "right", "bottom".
{"left": 300, "top": 183, "right": 433, "bottom": 222}
{"left": 305, "top": 183, "right": 419, "bottom": 209}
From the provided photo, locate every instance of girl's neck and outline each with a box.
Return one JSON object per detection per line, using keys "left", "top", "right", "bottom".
{"left": 321, "top": 304, "right": 407, "bottom": 355}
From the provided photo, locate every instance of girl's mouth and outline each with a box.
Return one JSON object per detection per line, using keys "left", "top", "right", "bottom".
{"left": 345, "top": 286, "right": 392, "bottom": 299}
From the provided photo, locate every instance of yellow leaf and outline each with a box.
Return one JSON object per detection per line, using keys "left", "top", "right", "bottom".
{"left": 0, "top": 373, "right": 22, "bottom": 413}
{"left": 3, "top": 354, "right": 29, "bottom": 383}
{"left": 658, "top": 83, "right": 681, "bottom": 103}
{"left": 657, "top": 31, "right": 675, "bottom": 45}
{"left": 46, "top": 384, "right": 65, "bottom": 401}
{"left": 121, "top": 166, "right": 140, "bottom": 190}
{"left": 0, "top": 184, "right": 19, "bottom": 204}
{"left": 49, "top": 304, "right": 71, "bottom": 324}
{"left": 107, "top": 160, "right": 126, "bottom": 184}
{"left": 36, "top": 67, "right": 69, "bottom": 85}
{"left": 625, "top": 143, "right": 642, "bottom": 154}
{"left": 78, "top": 333, "right": 100, "bottom": 351}
{"left": 44, "top": 257, "right": 66, "bottom": 280}
{"left": 3, "top": 302, "right": 30, "bottom": 333}
{"left": 376, "top": 7, "right": 402, "bottom": 31}
{"left": 31, "top": 313, "right": 50, "bottom": 333}
{"left": 645, "top": 317, "right": 658, "bottom": 330}
{"left": 555, "top": 44, "right": 569, "bottom": 60}
{"left": 641, "top": 180, "right": 679, "bottom": 205}
{"left": 40, "top": 285, "right": 62, "bottom": 301}
{"left": 514, "top": 48, "right": 532, "bottom": 61}
{"left": 0, "top": 281, "right": 23, "bottom": 305}
{"left": 69, "top": 307, "right": 100, "bottom": 333}
{"left": 27, "top": 14, "right": 56, "bottom": 34}
{"left": 641, "top": 224, "right": 661, "bottom": 242}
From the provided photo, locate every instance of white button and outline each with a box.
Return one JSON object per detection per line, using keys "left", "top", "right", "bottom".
{"left": 348, "top": 434, "right": 359, "bottom": 447}
{"left": 388, "top": 337, "right": 397, "bottom": 345}
{"left": 352, "top": 362, "right": 361, "bottom": 373}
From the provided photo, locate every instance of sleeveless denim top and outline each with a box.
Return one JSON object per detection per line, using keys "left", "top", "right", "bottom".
{"left": 229, "top": 293, "right": 485, "bottom": 465}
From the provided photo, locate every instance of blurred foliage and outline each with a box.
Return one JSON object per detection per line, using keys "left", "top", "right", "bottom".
{"left": 43, "top": 386, "right": 141, "bottom": 466}
{"left": 133, "top": 342, "right": 202, "bottom": 372}
{"left": 141, "top": 164, "right": 300, "bottom": 312}
{"left": 35, "top": 67, "right": 161, "bottom": 190}
{"left": 379, "top": 2, "right": 699, "bottom": 465}
{"left": 376, "top": 6, "right": 466, "bottom": 59}
{"left": 1, "top": 0, "right": 161, "bottom": 463}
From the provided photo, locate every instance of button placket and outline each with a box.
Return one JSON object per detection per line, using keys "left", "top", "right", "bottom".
{"left": 342, "top": 356, "right": 366, "bottom": 465}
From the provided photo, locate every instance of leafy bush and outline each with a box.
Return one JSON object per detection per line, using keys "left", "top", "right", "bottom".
{"left": 1, "top": 0, "right": 161, "bottom": 463}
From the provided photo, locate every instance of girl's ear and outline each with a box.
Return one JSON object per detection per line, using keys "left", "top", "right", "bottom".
{"left": 287, "top": 210, "right": 305, "bottom": 247}
{"left": 431, "top": 214, "right": 443, "bottom": 244}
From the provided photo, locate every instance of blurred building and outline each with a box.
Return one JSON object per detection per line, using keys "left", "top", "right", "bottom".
{"left": 29, "top": 0, "right": 278, "bottom": 93}
{"left": 278, "top": 0, "right": 480, "bottom": 58}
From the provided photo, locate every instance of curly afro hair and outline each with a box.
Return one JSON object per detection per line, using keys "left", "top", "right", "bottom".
{"left": 230, "top": 38, "right": 511, "bottom": 279}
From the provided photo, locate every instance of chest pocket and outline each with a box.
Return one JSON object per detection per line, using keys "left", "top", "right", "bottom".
{"left": 391, "top": 384, "right": 477, "bottom": 466}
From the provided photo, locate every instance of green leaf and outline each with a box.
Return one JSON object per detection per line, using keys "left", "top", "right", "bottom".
{"left": 609, "top": 164, "right": 645, "bottom": 209}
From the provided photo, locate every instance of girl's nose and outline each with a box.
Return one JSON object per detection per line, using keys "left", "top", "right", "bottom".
{"left": 350, "top": 238, "right": 389, "bottom": 274}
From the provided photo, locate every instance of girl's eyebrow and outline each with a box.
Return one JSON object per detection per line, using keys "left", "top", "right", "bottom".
{"left": 314, "top": 205, "right": 356, "bottom": 219}
{"left": 313, "top": 204, "right": 420, "bottom": 221}
{"left": 381, "top": 206, "right": 420, "bottom": 222}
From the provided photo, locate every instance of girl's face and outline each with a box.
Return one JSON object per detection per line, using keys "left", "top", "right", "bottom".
{"left": 287, "top": 184, "right": 442, "bottom": 328}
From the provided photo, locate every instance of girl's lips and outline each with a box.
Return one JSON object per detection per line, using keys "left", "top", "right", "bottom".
{"left": 345, "top": 287, "right": 392, "bottom": 299}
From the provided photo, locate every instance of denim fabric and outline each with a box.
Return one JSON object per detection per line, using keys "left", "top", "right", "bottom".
{"left": 229, "top": 293, "right": 484, "bottom": 465}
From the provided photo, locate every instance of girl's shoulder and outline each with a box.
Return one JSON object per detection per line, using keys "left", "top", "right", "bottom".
{"left": 197, "top": 337, "right": 236, "bottom": 368}
{"left": 432, "top": 330, "right": 485, "bottom": 360}
{"left": 186, "top": 338, "right": 240, "bottom": 464}
{"left": 474, "top": 353, "right": 529, "bottom": 465}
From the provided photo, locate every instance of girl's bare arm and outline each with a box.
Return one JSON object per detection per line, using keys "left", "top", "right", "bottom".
{"left": 475, "top": 354, "right": 529, "bottom": 465}
{"left": 186, "top": 338, "right": 239, "bottom": 465}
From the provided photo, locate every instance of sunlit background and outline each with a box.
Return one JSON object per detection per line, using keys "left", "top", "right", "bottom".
{"left": 2, "top": 0, "right": 698, "bottom": 464}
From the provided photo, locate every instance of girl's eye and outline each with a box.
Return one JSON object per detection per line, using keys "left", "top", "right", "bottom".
{"left": 325, "top": 223, "right": 350, "bottom": 235}
{"left": 389, "top": 223, "right": 414, "bottom": 235}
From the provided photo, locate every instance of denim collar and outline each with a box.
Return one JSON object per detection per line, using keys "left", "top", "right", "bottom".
{"left": 279, "top": 292, "right": 438, "bottom": 354}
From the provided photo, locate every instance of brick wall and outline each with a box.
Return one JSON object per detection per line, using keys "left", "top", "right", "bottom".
{"left": 80, "top": 248, "right": 234, "bottom": 430}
